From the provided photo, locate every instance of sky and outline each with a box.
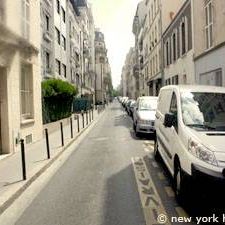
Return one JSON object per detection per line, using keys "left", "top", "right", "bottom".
{"left": 89, "top": 0, "right": 139, "bottom": 88}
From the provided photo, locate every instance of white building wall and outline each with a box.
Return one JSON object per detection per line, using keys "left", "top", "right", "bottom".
{"left": 164, "top": 50, "right": 195, "bottom": 84}
{"left": 195, "top": 46, "right": 225, "bottom": 86}
{"left": 0, "top": 0, "right": 43, "bottom": 153}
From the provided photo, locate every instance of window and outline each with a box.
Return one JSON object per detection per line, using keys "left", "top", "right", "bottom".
{"left": 55, "top": 59, "right": 61, "bottom": 75}
{"left": 20, "top": 64, "right": 33, "bottom": 120}
{"left": 21, "top": 0, "right": 30, "bottom": 39}
{"left": 55, "top": 27, "right": 60, "bottom": 44}
{"left": 181, "top": 21, "right": 186, "bottom": 55}
{"left": 45, "top": 52, "right": 50, "bottom": 69}
{"left": 169, "top": 92, "right": 178, "bottom": 130}
{"left": 170, "top": 93, "right": 177, "bottom": 114}
{"left": 45, "top": 14, "right": 49, "bottom": 31}
{"left": 56, "top": 0, "right": 60, "bottom": 14}
{"left": 215, "top": 70, "right": 222, "bottom": 86}
{"left": 156, "top": 53, "right": 158, "bottom": 73}
{"left": 62, "top": 35, "right": 66, "bottom": 50}
{"left": 62, "top": 64, "right": 66, "bottom": 77}
{"left": 155, "top": 26, "right": 157, "bottom": 43}
{"left": 205, "top": 0, "right": 213, "bottom": 49}
{"left": 76, "top": 74, "right": 80, "bottom": 85}
{"left": 165, "top": 40, "right": 170, "bottom": 66}
{"left": 172, "top": 32, "right": 177, "bottom": 61}
{"left": 61, "top": 7, "right": 65, "bottom": 23}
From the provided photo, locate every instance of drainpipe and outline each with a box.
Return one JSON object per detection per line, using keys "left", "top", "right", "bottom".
{"left": 160, "top": 4, "right": 165, "bottom": 89}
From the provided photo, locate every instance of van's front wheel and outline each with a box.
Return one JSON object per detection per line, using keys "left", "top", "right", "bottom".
{"left": 154, "top": 137, "right": 160, "bottom": 161}
{"left": 174, "top": 163, "right": 187, "bottom": 203}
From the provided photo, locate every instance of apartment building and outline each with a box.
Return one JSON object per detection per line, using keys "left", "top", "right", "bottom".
{"left": 95, "top": 29, "right": 108, "bottom": 103}
{"left": 193, "top": 0, "right": 225, "bottom": 86}
{"left": 53, "top": 0, "right": 67, "bottom": 79}
{"left": 67, "top": 0, "right": 82, "bottom": 91}
{"left": 163, "top": 0, "right": 195, "bottom": 85}
{"left": 40, "top": 0, "right": 54, "bottom": 79}
{"left": 121, "top": 48, "right": 136, "bottom": 99}
{"left": 121, "top": 66, "right": 127, "bottom": 97}
{"left": 76, "top": 0, "right": 95, "bottom": 102}
{"left": 145, "top": 0, "right": 186, "bottom": 96}
{"left": 0, "top": 0, "right": 43, "bottom": 154}
{"left": 132, "top": 0, "right": 147, "bottom": 97}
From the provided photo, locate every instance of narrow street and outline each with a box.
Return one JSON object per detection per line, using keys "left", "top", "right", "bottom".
{"left": 1, "top": 101, "right": 224, "bottom": 225}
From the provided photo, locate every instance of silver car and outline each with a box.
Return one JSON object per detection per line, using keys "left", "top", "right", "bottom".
{"left": 133, "top": 96, "right": 158, "bottom": 135}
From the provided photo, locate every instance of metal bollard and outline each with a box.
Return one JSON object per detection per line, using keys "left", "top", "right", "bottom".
{"left": 77, "top": 115, "right": 80, "bottom": 133}
{"left": 60, "top": 122, "right": 64, "bottom": 146}
{"left": 45, "top": 128, "right": 50, "bottom": 159}
{"left": 92, "top": 108, "right": 94, "bottom": 120}
{"left": 89, "top": 110, "right": 91, "bottom": 122}
{"left": 20, "top": 139, "right": 27, "bottom": 180}
{"left": 86, "top": 111, "right": 88, "bottom": 125}
{"left": 70, "top": 117, "right": 73, "bottom": 139}
{"left": 82, "top": 111, "right": 84, "bottom": 128}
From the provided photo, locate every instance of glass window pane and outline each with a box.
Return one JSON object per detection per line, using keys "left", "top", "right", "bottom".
{"left": 209, "top": 24, "right": 213, "bottom": 47}
{"left": 208, "top": 3, "right": 212, "bottom": 23}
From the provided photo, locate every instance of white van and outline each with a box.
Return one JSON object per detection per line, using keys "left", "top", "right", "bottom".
{"left": 154, "top": 85, "right": 225, "bottom": 200}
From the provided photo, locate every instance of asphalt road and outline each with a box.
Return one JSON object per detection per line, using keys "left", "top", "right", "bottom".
{"left": 11, "top": 101, "right": 225, "bottom": 225}
{"left": 15, "top": 102, "right": 147, "bottom": 225}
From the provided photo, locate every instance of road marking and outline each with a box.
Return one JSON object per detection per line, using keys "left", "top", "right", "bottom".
{"left": 157, "top": 172, "right": 166, "bottom": 180}
{"left": 164, "top": 186, "right": 175, "bottom": 197}
{"left": 175, "top": 207, "right": 189, "bottom": 218}
{"left": 132, "top": 157, "right": 171, "bottom": 225}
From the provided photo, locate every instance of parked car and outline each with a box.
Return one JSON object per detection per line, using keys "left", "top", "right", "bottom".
{"left": 124, "top": 99, "right": 130, "bottom": 108}
{"left": 121, "top": 97, "right": 128, "bottom": 107}
{"left": 133, "top": 96, "right": 158, "bottom": 135}
{"left": 125, "top": 99, "right": 135, "bottom": 113}
{"left": 128, "top": 100, "right": 136, "bottom": 117}
{"left": 154, "top": 85, "right": 225, "bottom": 202}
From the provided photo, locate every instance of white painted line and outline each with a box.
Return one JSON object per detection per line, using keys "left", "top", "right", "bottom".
{"left": 131, "top": 157, "right": 171, "bottom": 225}
{"left": 164, "top": 186, "right": 175, "bottom": 197}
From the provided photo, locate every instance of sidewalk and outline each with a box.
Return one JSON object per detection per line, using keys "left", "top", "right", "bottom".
{"left": 0, "top": 106, "right": 106, "bottom": 215}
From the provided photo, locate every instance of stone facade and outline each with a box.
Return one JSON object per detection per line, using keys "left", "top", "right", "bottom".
{"left": 163, "top": 0, "right": 195, "bottom": 85}
{"left": 193, "top": 0, "right": 225, "bottom": 86}
{"left": 0, "top": 0, "right": 43, "bottom": 154}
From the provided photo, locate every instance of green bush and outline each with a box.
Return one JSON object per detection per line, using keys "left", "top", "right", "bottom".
{"left": 42, "top": 79, "right": 77, "bottom": 98}
{"left": 42, "top": 79, "right": 78, "bottom": 123}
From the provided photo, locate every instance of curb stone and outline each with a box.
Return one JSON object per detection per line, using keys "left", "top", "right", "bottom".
{"left": 0, "top": 109, "right": 106, "bottom": 215}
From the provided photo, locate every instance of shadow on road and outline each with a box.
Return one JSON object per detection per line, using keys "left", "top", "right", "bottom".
{"left": 148, "top": 153, "right": 225, "bottom": 224}
{"left": 101, "top": 164, "right": 146, "bottom": 225}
